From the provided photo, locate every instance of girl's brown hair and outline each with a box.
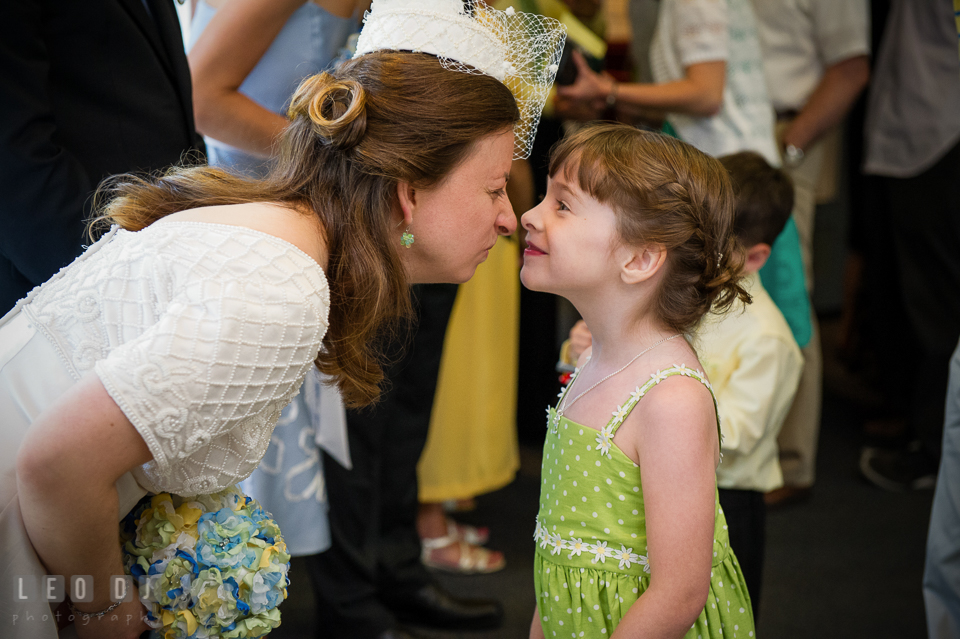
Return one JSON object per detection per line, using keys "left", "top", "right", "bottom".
{"left": 549, "top": 123, "right": 750, "bottom": 333}
{"left": 92, "top": 52, "right": 520, "bottom": 407}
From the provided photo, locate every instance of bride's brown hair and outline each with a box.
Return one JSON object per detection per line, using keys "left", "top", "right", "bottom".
{"left": 91, "top": 52, "right": 520, "bottom": 407}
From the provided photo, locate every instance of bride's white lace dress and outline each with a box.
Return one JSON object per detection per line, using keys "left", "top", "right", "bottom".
{"left": 0, "top": 221, "right": 329, "bottom": 638}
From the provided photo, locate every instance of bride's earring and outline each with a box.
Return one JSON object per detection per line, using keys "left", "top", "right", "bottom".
{"left": 400, "top": 226, "right": 415, "bottom": 248}
{"left": 396, "top": 217, "right": 415, "bottom": 248}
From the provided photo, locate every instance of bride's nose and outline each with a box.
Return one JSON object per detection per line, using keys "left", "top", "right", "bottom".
{"left": 496, "top": 202, "right": 517, "bottom": 236}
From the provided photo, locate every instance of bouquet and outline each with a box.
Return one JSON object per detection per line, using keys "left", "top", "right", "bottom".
{"left": 120, "top": 486, "right": 291, "bottom": 639}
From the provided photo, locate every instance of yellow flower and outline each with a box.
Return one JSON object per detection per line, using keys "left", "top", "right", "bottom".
{"left": 172, "top": 503, "right": 202, "bottom": 538}
{"left": 160, "top": 609, "right": 198, "bottom": 637}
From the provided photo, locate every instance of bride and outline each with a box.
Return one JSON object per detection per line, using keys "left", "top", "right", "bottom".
{"left": 0, "top": 2, "right": 564, "bottom": 637}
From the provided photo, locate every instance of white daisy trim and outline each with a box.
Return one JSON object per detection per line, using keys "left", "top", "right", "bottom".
{"left": 616, "top": 545, "right": 641, "bottom": 570}
{"left": 566, "top": 537, "right": 587, "bottom": 559}
{"left": 548, "top": 532, "right": 565, "bottom": 556}
{"left": 589, "top": 540, "right": 611, "bottom": 564}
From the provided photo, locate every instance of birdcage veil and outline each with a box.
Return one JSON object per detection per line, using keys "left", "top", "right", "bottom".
{"left": 353, "top": 0, "right": 567, "bottom": 159}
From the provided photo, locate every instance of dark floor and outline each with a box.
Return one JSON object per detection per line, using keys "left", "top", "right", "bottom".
{"left": 270, "top": 315, "right": 935, "bottom": 638}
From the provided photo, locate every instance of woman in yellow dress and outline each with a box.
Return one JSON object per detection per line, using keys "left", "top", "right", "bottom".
{"left": 415, "top": 224, "right": 522, "bottom": 573}
{"left": 415, "top": 0, "right": 606, "bottom": 573}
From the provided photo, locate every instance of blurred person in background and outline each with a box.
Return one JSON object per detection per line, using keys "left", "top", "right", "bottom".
{"left": 924, "top": 338, "right": 960, "bottom": 637}
{"left": 750, "top": 0, "right": 870, "bottom": 507}
{"left": 858, "top": 0, "right": 960, "bottom": 492}
{"left": 415, "top": 233, "right": 520, "bottom": 575}
{"left": 0, "top": 0, "right": 204, "bottom": 314}
{"left": 913, "top": 9, "right": 960, "bottom": 631}
{"left": 559, "top": 0, "right": 780, "bottom": 164}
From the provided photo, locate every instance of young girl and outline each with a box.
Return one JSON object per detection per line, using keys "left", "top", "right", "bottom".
{"left": 522, "top": 123, "right": 754, "bottom": 638}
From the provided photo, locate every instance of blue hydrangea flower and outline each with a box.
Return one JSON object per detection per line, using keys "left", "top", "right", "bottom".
{"left": 196, "top": 510, "right": 257, "bottom": 570}
{"left": 120, "top": 488, "right": 289, "bottom": 638}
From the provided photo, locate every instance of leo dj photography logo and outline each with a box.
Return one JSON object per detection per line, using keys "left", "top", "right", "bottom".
{"left": 9, "top": 575, "right": 148, "bottom": 627}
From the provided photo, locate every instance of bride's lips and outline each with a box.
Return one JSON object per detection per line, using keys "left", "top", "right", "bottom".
{"left": 524, "top": 240, "right": 547, "bottom": 256}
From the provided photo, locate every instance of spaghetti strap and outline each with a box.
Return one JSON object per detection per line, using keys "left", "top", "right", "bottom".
{"left": 606, "top": 365, "right": 722, "bottom": 442}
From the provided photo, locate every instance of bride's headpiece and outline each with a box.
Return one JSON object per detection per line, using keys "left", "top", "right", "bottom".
{"left": 353, "top": 0, "right": 566, "bottom": 160}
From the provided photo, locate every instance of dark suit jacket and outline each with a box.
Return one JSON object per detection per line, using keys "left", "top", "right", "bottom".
{"left": 0, "top": 0, "right": 205, "bottom": 313}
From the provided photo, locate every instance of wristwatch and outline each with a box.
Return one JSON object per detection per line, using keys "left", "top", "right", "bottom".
{"left": 606, "top": 80, "right": 618, "bottom": 108}
{"left": 783, "top": 143, "right": 804, "bottom": 168}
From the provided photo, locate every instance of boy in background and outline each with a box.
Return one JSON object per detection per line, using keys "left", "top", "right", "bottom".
{"left": 701, "top": 151, "right": 804, "bottom": 616}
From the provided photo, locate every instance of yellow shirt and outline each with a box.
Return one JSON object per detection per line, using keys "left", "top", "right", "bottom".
{"left": 695, "top": 272, "right": 804, "bottom": 492}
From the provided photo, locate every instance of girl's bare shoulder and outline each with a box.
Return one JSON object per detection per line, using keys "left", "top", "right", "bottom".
{"left": 614, "top": 342, "right": 718, "bottom": 462}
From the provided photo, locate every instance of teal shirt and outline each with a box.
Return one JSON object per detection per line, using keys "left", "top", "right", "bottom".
{"left": 759, "top": 216, "right": 811, "bottom": 348}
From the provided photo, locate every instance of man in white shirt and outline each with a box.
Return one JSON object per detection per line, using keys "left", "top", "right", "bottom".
{"left": 750, "top": 0, "right": 870, "bottom": 505}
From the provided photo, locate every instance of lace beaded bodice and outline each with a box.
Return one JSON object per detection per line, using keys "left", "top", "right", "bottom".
{"left": 16, "top": 221, "right": 330, "bottom": 496}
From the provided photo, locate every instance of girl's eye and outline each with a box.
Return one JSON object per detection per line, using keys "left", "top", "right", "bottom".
{"left": 557, "top": 200, "right": 570, "bottom": 212}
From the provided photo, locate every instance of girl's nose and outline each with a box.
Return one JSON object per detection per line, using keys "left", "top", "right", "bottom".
{"left": 520, "top": 203, "right": 541, "bottom": 231}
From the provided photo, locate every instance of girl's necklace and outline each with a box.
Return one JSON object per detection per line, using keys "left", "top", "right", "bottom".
{"left": 554, "top": 333, "right": 682, "bottom": 428}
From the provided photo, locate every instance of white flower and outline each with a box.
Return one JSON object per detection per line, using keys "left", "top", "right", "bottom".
{"left": 637, "top": 553, "right": 651, "bottom": 574}
{"left": 548, "top": 532, "right": 565, "bottom": 556}
{"left": 616, "top": 545, "right": 640, "bottom": 570}
{"left": 595, "top": 434, "right": 611, "bottom": 457}
{"left": 611, "top": 404, "right": 629, "bottom": 424}
{"left": 650, "top": 369, "right": 669, "bottom": 385}
{"left": 547, "top": 63, "right": 559, "bottom": 74}
{"left": 505, "top": 5, "right": 516, "bottom": 15}
{"left": 590, "top": 541, "right": 610, "bottom": 564}
{"left": 595, "top": 425, "right": 613, "bottom": 458}
{"left": 538, "top": 524, "right": 550, "bottom": 549}
{"left": 629, "top": 386, "right": 644, "bottom": 402}
{"left": 567, "top": 537, "right": 586, "bottom": 559}
{"left": 677, "top": 363, "right": 692, "bottom": 377}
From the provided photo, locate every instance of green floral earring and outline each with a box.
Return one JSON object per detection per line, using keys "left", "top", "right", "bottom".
{"left": 401, "top": 227, "right": 415, "bottom": 248}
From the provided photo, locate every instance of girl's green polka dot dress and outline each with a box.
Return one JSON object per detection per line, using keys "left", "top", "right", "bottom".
{"left": 533, "top": 366, "right": 755, "bottom": 638}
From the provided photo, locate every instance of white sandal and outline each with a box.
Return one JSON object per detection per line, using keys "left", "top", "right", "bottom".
{"left": 420, "top": 534, "right": 506, "bottom": 574}
{"left": 446, "top": 518, "right": 490, "bottom": 546}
